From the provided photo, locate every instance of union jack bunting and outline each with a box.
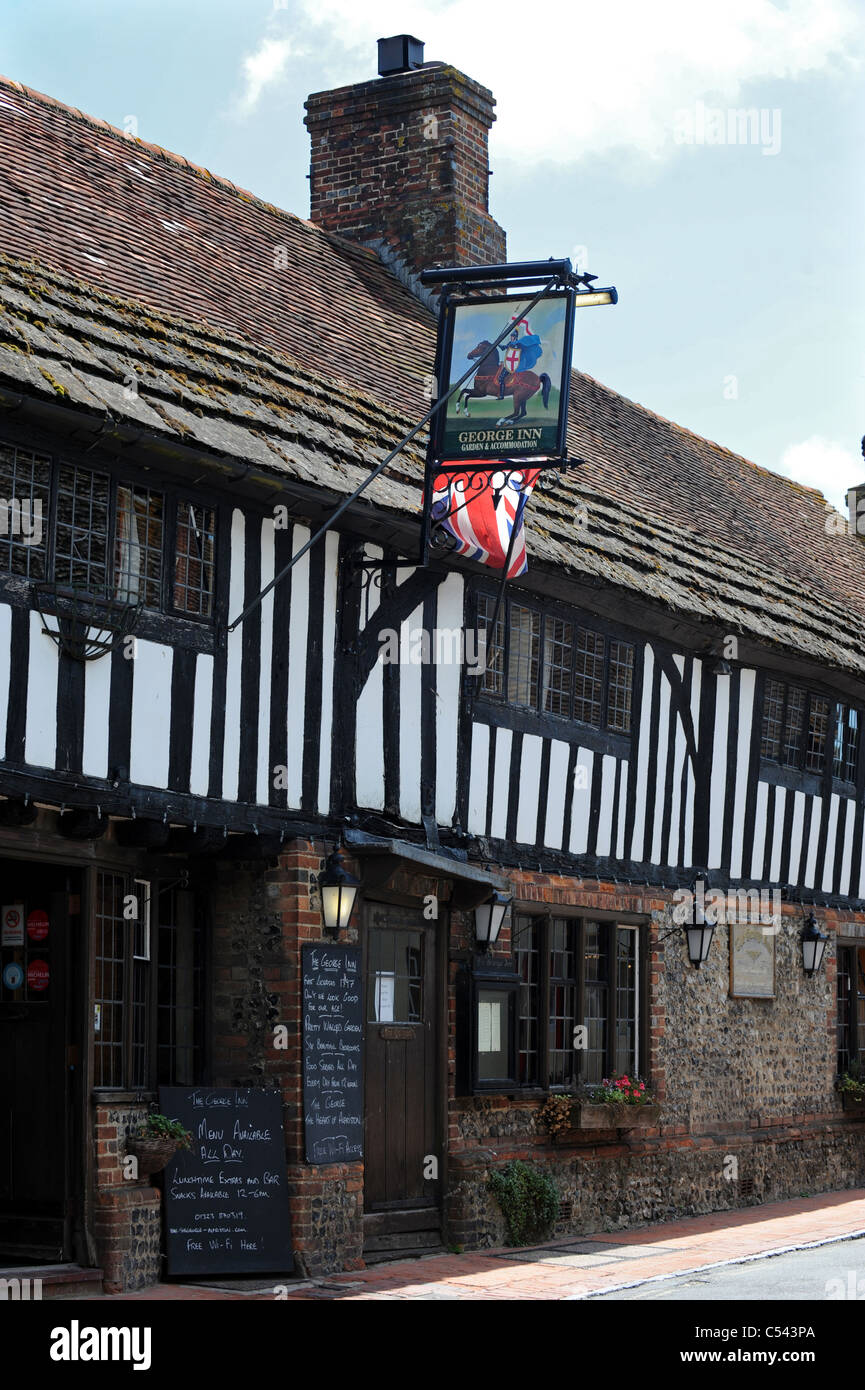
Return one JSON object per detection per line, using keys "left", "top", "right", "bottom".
{"left": 430, "top": 464, "right": 541, "bottom": 578}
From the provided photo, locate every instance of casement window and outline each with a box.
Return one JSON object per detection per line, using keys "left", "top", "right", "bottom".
{"left": 513, "top": 915, "right": 644, "bottom": 1089}
{"left": 477, "top": 592, "right": 635, "bottom": 734}
{"left": 93, "top": 871, "right": 153, "bottom": 1090}
{"left": 837, "top": 943, "right": 865, "bottom": 1076}
{"left": 0, "top": 440, "right": 216, "bottom": 619}
{"left": 94, "top": 872, "right": 205, "bottom": 1090}
{"left": 760, "top": 678, "right": 859, "bottom": 783}
{"left": 833, "top": 705, "right": 860, "bottom": 784}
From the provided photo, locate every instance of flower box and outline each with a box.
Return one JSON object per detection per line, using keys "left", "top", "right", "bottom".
{"left": 841, "top": 1092, "right": 865, "bottom": 1115}
{"left": 570, "top": 1101, "right": 661, "bottom": 1131}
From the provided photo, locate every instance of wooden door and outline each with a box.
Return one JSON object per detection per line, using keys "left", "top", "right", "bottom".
{"left": 0, "top": 870, "right": 75, "bottom": 1262}
{"left": 363, "top": 903, "right": 440, "bottom": 1256}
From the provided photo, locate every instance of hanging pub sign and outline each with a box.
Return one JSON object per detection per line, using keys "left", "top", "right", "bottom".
{"left": 433, "top": 288, "right": 576, "bottom": 464}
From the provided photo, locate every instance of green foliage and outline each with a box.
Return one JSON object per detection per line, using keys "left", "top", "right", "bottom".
{"left": 838, "top": 1070, "right": 865, "bottom": 1102}
{"left": 133, "top": 1112, "right": 193, "bottom": 1150}
{"left": 487, "top": 1161, "right": 558, "bottom": 1246}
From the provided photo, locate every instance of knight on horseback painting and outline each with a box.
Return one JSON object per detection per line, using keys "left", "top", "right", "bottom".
{"left": 435, "top": 290, "right": 573, "bottom": 463}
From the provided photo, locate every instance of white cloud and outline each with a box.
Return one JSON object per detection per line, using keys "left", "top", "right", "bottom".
{"left": 276, "top": 0, "right": 861, "bottom": 163}
{"left": 238, "top": 36, "right": 295, "bottom": 113}
{"left": 777, "top": 435, "right": 862, "bottom": 512}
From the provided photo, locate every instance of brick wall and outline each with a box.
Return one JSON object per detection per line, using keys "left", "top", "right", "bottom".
{"left": 91, "top": 1098, "right": 161, "bottom": 1293}
{"left": 304, "top": 63, "right": 506, "bottom": 273}
{"left": 208, "top": 841, "right": 367, "bottom": 1277}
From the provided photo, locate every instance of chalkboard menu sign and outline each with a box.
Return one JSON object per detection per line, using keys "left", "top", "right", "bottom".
{"left": 302, "top": 944, "right": 364, "bottom": 1163}
{"left": 159, "top": 1086, "right": 294, "bottom": 1277}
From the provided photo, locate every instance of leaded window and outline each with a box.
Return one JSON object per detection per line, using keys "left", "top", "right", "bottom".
{"left": 0, "top": 440, "right": 50, "bottom": 578}
{"left": 508, "top": 605, "right": 540, "bottom": 708}
{"left": 115, "top": 486, "right": 164, "bottom": 608}
{"left": 54, "top": 464, "right": 111, "bottom": 592}
{"left": 0, "top": 438, "right": 217, "bottom": 622}
{"left": 478, "top": 593, "right": 505, "bottom": 697}
{"left": 806, "top": 696, "right": 831, "bottom": 774}
{"left": 834, "top": 706, "right": 859, "bottom": 784}
{"left": 761, "top": 678, "right": 858, "bottom": 782}
{"left": 542, "top": 616, "right": 573, "bottom": 717}
{"left": 174, "top": 501, "right": 216, "bottom": 617}
{"left": 607, "top": 641, "right": 635, "bottom": 733}
{"left": 477, "top": 591, "right": 635, "bottom": 734}
{"left": 784, "top": 686, "right": 806, "bottom": 765}
{"left": 573, "top": 628, "right": 605, "bottom": 727}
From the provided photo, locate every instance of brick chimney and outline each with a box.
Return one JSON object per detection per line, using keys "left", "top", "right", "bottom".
{"left": 304, "top": 36, "right": 506, "bottom": 279}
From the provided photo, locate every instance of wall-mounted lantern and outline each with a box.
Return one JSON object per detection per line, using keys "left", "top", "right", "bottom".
{"left": 474, "top": 892, "right": 512, "bottom": 952}
{"left": 685, "top": 901, "right": 716, "bottom": 968}
{"left": 318, "top": 849, "right": 360, "bottom": 939}
{"left": 800, "top": 911, "right": 828, "bottom": 976}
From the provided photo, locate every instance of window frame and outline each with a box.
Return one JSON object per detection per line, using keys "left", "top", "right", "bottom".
{"left": 833, "top": 704, "right": 860, "bottom": 786}
{"left": 759, "top": 673, "right": 862, "bottom": 792}
{"left": 93, "top": 873, "right": 207, "bottom": 1092}
{"left": 469, "top": 964, "right": 520, "bottom": 1092}
{"left": 0, "top": 432, "right": 222, "bottom": 644}
{"left": 93, "top": 869, "right": 157, "bottom": 1092}
{"left": 473, "top": 586, "right": 638, "bottom": 743}
{"left": 837, "top": 940, "right": 865, "bottom": 1078}
{"left": 462, "top": 911, "right": 649, "bottom": 1098}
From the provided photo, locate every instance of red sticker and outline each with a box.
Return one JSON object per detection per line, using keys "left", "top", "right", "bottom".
{"left": 27, "top": 959, "right": 49, "bottom": 991}
{"left": 27, "top": 909, "right": 49, "bottom": 942}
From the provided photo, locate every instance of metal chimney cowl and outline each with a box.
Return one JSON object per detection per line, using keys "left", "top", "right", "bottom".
{"left": 377, "top": 34, "right": 425, "bottom": 77}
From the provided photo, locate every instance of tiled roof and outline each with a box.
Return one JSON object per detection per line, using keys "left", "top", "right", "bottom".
{"left": 0, "top": 75, "right": 432, "bottom": 417}
{"left": 1, "top": 73, "right": 864, "bottom": 678}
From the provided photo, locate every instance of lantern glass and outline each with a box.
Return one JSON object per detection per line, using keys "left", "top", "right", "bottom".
{"left": 475, "top": 892, "right": 511, "bottom": 950}
{"left": 801, "top": 915, "right": 828, "bottom": 976}
{"left": 686, "top": 921, "right": 715, "bottom": 967}
{"left": 318, "top": 851, "right": 360, "bottom": 934}
{"left": 321, "top": 881, "right": 358, "bottom": 931}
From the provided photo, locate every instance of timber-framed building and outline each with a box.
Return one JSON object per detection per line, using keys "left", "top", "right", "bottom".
{"left": 0, "top": 39, "right": 862, "bottom": 1290}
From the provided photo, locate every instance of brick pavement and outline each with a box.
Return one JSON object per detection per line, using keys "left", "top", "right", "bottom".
{"left": 99, "top": 1189, "right": 865, "bottom": 1300}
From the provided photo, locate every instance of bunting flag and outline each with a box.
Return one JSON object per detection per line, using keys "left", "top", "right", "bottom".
{"left": 430, "top": 463, "right": 541, "bottom": 578}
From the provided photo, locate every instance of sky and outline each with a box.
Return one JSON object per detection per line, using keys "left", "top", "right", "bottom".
{"left": 3, "top": 0, "right": 863, "bottom": 509}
